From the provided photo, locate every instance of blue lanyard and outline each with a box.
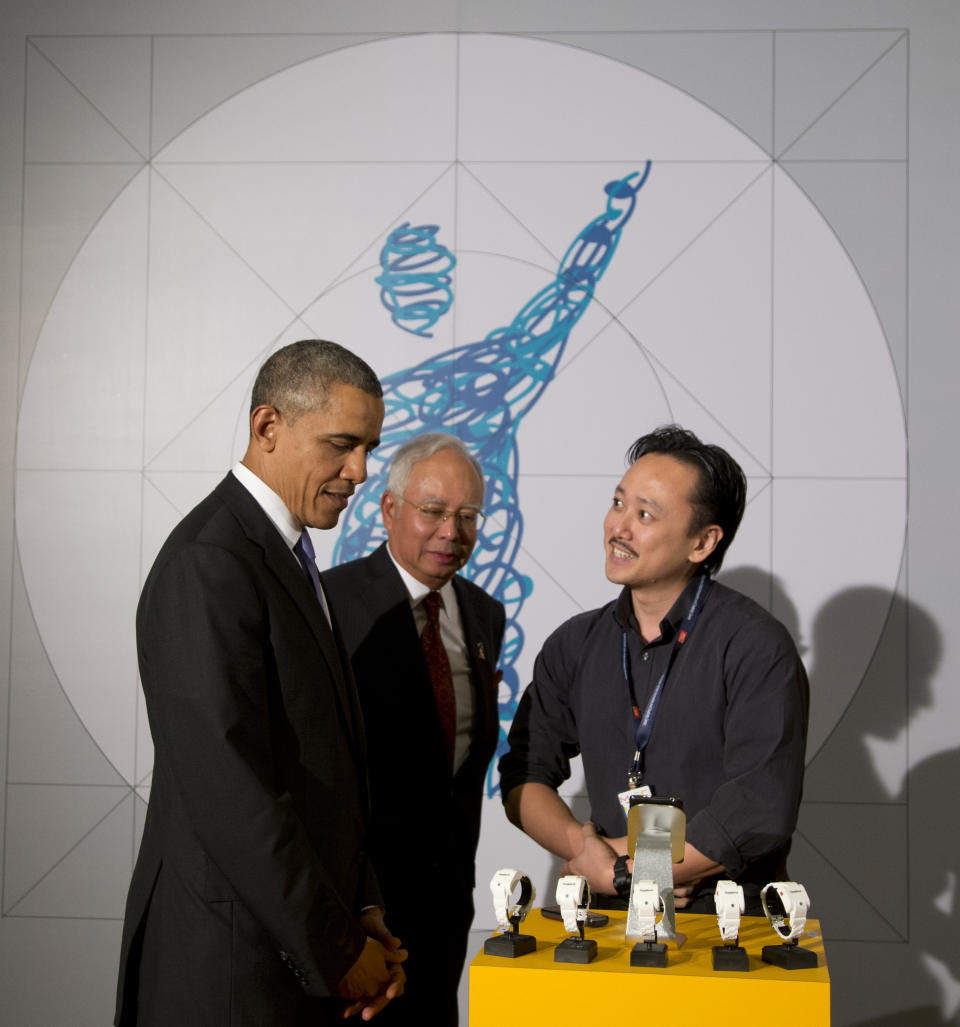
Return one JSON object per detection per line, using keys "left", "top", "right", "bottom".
{"left": 623, "top": 574, "right": 712, "bottom": 785}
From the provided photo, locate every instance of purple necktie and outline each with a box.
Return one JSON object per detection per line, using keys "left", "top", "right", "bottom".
{"left": 293, "top": 529, "right": 330, "bottom": 623}
{"left": 421, "top": 591, "right": 455, "bottom": 768}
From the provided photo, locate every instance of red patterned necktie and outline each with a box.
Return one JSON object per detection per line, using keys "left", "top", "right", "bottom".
{"left": 421, "top": 590, "right": 455, "bottom": 768}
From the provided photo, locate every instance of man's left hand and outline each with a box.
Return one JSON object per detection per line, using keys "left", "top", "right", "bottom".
{"left": 340, "top": 909, "right": 407, "bottom": 1021}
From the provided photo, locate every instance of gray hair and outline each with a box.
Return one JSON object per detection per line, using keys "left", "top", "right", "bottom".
{"left": 385, "top": 433, "right": 485, "bottom": 503}
{"left": 250, "top": 339, "right": 381, "bottom": 422}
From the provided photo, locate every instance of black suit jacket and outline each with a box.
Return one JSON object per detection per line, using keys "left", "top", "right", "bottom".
{"left": 321, "top": 543, "right": 505, "bottom": 910}
{"left": 115, "top": 474, "right": 380, "bottom": 1027}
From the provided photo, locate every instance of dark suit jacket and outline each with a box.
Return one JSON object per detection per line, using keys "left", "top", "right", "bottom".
{"left": 321, "top": 543, "right": 504, "bottom": 930}
{"left": 115, "top": 473, "right": 380, "bottom": 1027}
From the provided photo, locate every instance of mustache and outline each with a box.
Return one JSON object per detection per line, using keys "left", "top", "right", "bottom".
{"left": 608, "top": 536, "right": 637, "bottom": 556}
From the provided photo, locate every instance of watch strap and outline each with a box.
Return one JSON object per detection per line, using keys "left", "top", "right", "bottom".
{"left": 613, "top": 854, "right": 631, "bottom": 897}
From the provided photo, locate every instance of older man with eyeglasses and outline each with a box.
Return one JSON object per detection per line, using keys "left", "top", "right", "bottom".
{"left": 322, "top": 432, "right": 505, "bottom": 1027}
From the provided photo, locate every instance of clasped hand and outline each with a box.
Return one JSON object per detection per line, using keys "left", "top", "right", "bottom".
{"left": 337, "top": 909, "right": 407, "bottom": 1021}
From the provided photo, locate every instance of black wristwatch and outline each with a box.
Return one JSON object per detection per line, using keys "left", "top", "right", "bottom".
{"left": 613, "top": 854, "right": 632, "bottom": 897}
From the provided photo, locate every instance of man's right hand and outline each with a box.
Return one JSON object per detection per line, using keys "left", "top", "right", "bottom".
{"left": 336, "top": 937, "right": 406, "bottom": 1020}
{"left": 561, "top": 821, "right": 624, "bottom": 895}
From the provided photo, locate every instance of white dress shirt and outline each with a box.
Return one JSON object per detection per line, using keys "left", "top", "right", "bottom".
{"left": 231, "top": 462, "right": 331, "bottom": 623}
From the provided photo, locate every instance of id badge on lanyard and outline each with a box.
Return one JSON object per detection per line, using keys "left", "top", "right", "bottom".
{"left": 618, "top": 575, "right": 711, "bottom": 814}
{"left": 618, "top": 783, "right": 652, "bottom": 816}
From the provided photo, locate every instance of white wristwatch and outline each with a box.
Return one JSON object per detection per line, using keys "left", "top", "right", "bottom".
{"left": 490, "top": 868, "right": 536, "bottom": 932}
{"left": 761, "top": 881, "right": 810, "bottom": 942}
{"left": 714, "top": 879, "right": 745, "bottom": 943}
{"left": 630, "top": 878, "right": 663, "bottom": 942}
{"left": 555, "top": 874, "right": 590, "bottom": 935}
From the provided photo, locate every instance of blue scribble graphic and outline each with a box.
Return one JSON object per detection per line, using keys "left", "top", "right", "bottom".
{"left": 337, "top": 166, "right": 651, "bottom": 794}
{"left": 376, "top": 222, "right": 456, "bottom": 337}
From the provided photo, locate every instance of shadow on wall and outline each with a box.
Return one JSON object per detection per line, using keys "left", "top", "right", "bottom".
{"left": 718, "top": 566, "right": 806, "bottom": 656}
{"left": 817, "top": 591, "right": 960, "bottom": 1022}
{"left": 810, "top": 588, "right": 957, "bottom": 1026}
{"left": 722, "top": 574, "right": 956, "bottom": 1026}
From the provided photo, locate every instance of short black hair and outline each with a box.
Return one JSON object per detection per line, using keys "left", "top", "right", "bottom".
{"left": 251, "top": 339, "right": 382, "bottom": 422}
{"left": 625, "top": 424, "right": 746, "bottom": 575}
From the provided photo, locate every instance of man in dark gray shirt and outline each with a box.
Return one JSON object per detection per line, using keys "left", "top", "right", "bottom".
{"left": 498, "top": 425, "right": 808, "bottom": 914}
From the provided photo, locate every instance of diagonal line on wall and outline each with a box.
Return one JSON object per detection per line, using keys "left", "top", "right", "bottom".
{"left": 553, "top": 162, "right": 774, "bottom": 476}
{"left": 144, "top": 161, "right": 459, "bottom": 466}
{"left": 3, "top": 786, "right": 132, "bottom": 915}
{"left": 322, "top": 162, "right": 461, "bottom": 295}
{"left": 776, "top": 31, "right": 907, "bottom": 161}
{"left": 4, "top": 540, "right": 130, "bottom": 788}
{"left": 795, "top": 815, "right": 909, "bottom": 943}
{"left": 457, "top": 163, "right": 570, "bottom": 269}
{"left": 804, "top": 550, "right": 907, "bottom": 772}
{"left": 27, "top": 40, "right": 148, "bottom": 161}
{"left": 480, "top": 506, "right": 596, "bottom": 615}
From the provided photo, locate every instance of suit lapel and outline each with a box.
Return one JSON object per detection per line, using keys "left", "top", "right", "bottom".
{"left": 215, "top": 475, "right": 361, "bottom": 743}
{"left": 366, "top": 545, "right": 457, "bottom": 766}
{"left": 453, "top": 576, "right": 499, "bottom": 771}
{"left": 365, "top": 544, "right": 419, "bottom": 632}
{"left": 363, "top": 545, "right": 499, "bottom": 778}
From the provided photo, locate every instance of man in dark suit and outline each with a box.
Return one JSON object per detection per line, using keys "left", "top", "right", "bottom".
{"left": 115, "top": 340, "right": 406, "bottom": 1026}
{"left": 322, "top": 433, "right": 505, "bottom": 1026}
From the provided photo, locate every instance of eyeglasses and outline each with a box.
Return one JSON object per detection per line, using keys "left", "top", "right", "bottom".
{"left": 396, "top": 494, "right": 485, "bottom": 528}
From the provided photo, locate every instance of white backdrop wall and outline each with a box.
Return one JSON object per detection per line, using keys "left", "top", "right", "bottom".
{"left": 0, "top": 2, "right": 957, "bottom": 1025}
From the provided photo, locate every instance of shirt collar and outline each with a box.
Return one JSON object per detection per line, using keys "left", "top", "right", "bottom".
{"left": 612, "top": 574, "right": 707, "bottom": 642}
{"left": 232, "top": 461, "right": 301, "bottom": 552}
{"left": 385, "top": 542, "right": 457, "bottom": 610}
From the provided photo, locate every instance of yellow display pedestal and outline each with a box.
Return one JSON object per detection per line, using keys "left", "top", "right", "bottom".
{"left": 470, "top": 910, "right": 830, "bottom": 1025}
